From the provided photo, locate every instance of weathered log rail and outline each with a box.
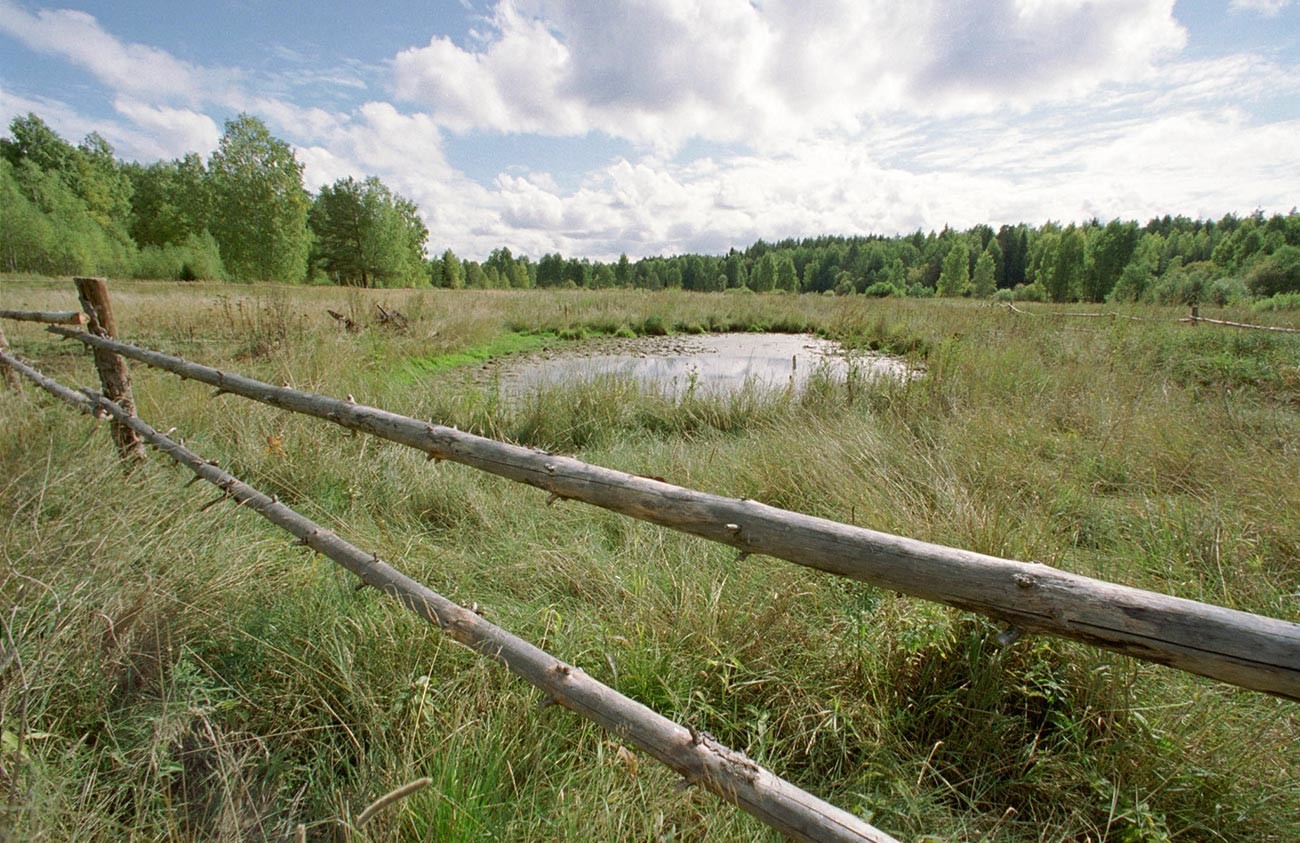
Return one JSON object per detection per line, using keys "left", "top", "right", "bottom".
{"left": 0, "top": 308, "right": 87, "bottom": 325}
{"left": 0, "top": 348, "right": 898, "bottom": 843}
{"left": 44, "top": 326, "right": 1300, "bottom": 700}
{"left": 1180, "top": 306, "right": 1300, "bottom": 333}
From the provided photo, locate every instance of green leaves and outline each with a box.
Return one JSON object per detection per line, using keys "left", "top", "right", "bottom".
{"left": 209, "top": 114, "right": 311, "bottom": 283}
{"left": 309, "top": 176, "right": 428, "bottom": 287}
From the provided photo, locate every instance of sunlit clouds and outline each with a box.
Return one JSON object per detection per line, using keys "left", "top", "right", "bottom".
{"left": 3, "top": 0, "right": 1298, "bottom": 259}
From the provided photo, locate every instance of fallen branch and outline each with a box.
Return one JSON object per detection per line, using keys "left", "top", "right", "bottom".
{"left": 2, "top": 348, "right": 898, "bottom": 843}
{"left": 375, "top": 302, "right": 409, "bottom": 330}
{"left": 45, "top": 328, "right": 1300, "bottom": 701}
{"left": 326, "top": 309, "right": 363, "bottom": 332}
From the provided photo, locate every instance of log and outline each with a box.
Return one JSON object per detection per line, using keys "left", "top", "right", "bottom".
{"left": 73, "top": 278, "right": 143, "bottom": 459}
{"left": 0, "top": 349, "right": 899, "bottom": 843}
{"left": 0, "top": 308, "right": 87, "bottom": 325}
{"left": 46, "top": 328, "right": 1300, "bottom": 700}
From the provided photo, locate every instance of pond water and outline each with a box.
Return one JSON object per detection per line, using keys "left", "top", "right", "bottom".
{"left": 484, "top": 332, "right": 913, "bottom": 396}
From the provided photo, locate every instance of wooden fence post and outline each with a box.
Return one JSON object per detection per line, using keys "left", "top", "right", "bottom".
{"left": 74, "top": 277, "right": 144, "bottom": 460}
{"left": 0, "top": 324, "right": 20, "bottom": 390}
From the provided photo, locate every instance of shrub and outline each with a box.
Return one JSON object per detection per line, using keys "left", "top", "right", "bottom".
{"left": 1252, "top": 291, "right": 1300, "bottom": 312}
{"left": 1246, "top": 245, "right": 1300, "bottom": 297}
{"left": 1012, "top": 283, "right": 1046, "bottom": 302}
{"left": 863, "top": 281, "right": 899, "bottom": 298}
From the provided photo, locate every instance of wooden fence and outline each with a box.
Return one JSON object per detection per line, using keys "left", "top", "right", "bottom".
{"left": 3, "top": 279, "right": 1299, "bottom": 840}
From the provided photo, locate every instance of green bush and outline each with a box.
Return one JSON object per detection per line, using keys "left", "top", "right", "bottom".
{"left": 132, "top": 231, "right": 226, "bottom": 281}
{"left": 1251, "top": 291, "right": 1300, "bottom": 312}
{"left": 1246, "top": 245, "right": 1300, "bottom": 297}
{"left": 1012, "top": 282, "right": 1046, "bottom": 302}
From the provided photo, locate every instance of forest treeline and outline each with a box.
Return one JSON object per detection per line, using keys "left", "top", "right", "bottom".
{"left": 3, "top": 111, "right": 1299, "bottom": 307}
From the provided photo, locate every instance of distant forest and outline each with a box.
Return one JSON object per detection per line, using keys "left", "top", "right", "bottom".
{"left": 3, "top": 111, "right": 1299, "bottom": 306}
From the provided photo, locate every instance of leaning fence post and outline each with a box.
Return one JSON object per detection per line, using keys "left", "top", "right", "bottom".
{"left": 0, "top": 324, "right": 20, "bottom": 390}
{"left": 74, "top": 277, "right": 144, "bottom": 460}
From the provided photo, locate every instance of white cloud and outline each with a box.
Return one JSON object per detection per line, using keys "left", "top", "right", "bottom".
{"left": 393, "top": 0, "right": 1186, "bottom": 149}
{"left": 0, "top": 0, "right": 217, "bottom": 102}
{"left": 1229, "top": 0, "right": 1292, "bottom": 16}
{"left": 3, "top": 0, "right": 1297, "bottom": 263}
{"left": 112, "top": 98, "right": 220, "bottom": 158}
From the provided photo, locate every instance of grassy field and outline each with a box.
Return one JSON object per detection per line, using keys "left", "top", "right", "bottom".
{"left": 1, "top": 278, "right": 1298, "bottom": 842}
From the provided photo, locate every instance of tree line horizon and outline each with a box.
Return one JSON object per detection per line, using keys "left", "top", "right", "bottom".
{"left": 3, "top": 111, "right": 1298, "bottom": 306}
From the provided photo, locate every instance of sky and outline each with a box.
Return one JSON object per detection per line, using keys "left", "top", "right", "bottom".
{"left": 2, "top": 0, "right": 1299, "bottom": 261}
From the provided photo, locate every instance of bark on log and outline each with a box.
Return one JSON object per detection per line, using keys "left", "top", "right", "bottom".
{"left": 73, "top": 278, "right": 143, "bottom": 459}
{"left": 46, "top": 328, "right": 1300, "bottom": 700}
{"left": 0, "top": 309, "right": 87, "bottom": 325}
{"left": 1, "top": 349, "right": 899, "bottom": 843}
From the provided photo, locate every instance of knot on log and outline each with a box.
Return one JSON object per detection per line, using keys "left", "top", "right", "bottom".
{"left": 1013, "top": 573, "right": 1036, "bottom": 589}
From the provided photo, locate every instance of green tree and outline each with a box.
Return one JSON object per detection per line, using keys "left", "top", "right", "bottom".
{"left": 937, "top": 240, "right": 969, "bottom": 296}
{"left": 208, "top": 114, "right": 310, "bottom": 283}
{"left": 1246, "top": 245, "right": 1300, "bottom": 297}
{"left": 309, "top": 176, "right": 427, "bottom": 287}
{"left": 440, "top": 249, "right": 464, "bottom": 288}
{"left": 1084, "top": 220, "right": 1139, "bottom": 301}
{"left": 127, "top": 154, "right": 211, "bottom": 248}
{"left": 972, "top": 249, "right": 996, "bottom": 298}
{"left": 1, "top": 115, "right": 134, "bottom": 275}
{"left": 774, "top": 252, "right": 798, "bottom": 292}
{"left": 614, "top": 253, "right": 632, "bottom": 287}
{"left": 72, "top": 132, "right": 133, "bottom": 240}
{"left": 751, "top": 253, "right": 775, "bottom": 292}
{"left": 1046, "top": 226, "right": 1086, "bottom": 302}
{"left": 1, "top": 113, "right": 75, "bottom": 173}
{"left": 984, "top": 235, "right": 1004, "bottom": 287}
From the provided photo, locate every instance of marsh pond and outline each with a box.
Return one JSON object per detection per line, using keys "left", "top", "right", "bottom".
{"left": 474, "top": 332, "right": 914, "bottom": 396}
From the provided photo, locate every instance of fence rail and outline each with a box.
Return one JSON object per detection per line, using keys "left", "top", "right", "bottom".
{"left": 44, "top": 325, "right": 1300, "bottom": 701}
{"left": 0, "top": 348, "right": 897, "bottom": 843}
{"left": 0, "top": 308, "right": 87, "bottom": 325}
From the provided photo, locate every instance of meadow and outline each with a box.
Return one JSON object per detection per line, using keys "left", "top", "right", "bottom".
{"left": 1, "top": 279, "right": 1298, "bottom": 841}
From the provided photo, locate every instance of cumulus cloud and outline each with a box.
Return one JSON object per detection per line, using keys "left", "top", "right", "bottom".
{"left": 0, "top": 0, "right": 220, "bottom": 102}
{"left": 393, "top": 0, "right": 1186, "bottom": 149}
{"left": 112, "top": 97, "right": 221, "bottom": 157}
{"left": 3, "top": 0, "right": 1297, "bottom": 263}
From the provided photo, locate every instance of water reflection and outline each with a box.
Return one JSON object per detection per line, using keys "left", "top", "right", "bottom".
{"left": 493, "top": 333, "right": 912, "bottom": 396}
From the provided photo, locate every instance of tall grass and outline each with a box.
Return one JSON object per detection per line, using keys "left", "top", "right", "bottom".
{"left": 1, "top": 279, "right": 1297, "bottom": 840}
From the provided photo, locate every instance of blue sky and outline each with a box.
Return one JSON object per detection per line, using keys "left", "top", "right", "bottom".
{"left": 3, "top": 0, "right": 1298, "bottom": 260}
